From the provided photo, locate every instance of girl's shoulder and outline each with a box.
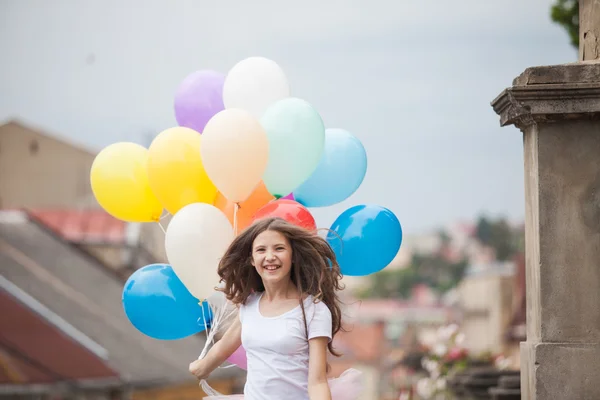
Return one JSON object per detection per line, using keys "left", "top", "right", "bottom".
{"left": 303, "top": 295, "right": 331, "bottom": 316}
{"left": 310, "top": 296, "right": 331, "bottom": 312}
{"left": 238, "top": 292, "right": 261, "bottom": 323}
{"left": 241, "top": 291, "right": 262, "bottom": 308}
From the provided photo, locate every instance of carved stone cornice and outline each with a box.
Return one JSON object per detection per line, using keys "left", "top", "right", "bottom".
{"left": 491, "top": 63, "right": 600, "bottom": 129}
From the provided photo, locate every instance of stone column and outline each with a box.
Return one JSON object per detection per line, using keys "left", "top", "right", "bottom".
{"left": 491, "top": 60, "right": 600, "bottom": 398}
{"left": 579, "top": 0, "right": 600, "bottom": 61}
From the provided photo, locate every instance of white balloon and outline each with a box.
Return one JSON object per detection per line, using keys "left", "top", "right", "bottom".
{"left": 223, "top": 57, "right": 290, "bottom": 118}
{"left": 165, "top": 203, "right": 234, "bottom": 301}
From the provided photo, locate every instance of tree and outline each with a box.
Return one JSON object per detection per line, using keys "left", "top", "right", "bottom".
{"left": 358, "top": 252, "right": 468, "bottom": 300}
{"left": 551, "top": 0, "right": 579, "bottom": 48}
{"left": 475, "top": 216, "right": 507, "bottom": 260}
{"left": 475, "top": 215, "right": 523, "bottom": 262}
{"left": 475, "top": 216, "right": 493, "bottom": 245}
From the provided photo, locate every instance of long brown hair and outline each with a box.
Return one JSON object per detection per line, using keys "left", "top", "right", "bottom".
{"left": 217, "top": 217, "right": 344, "bottom": 357}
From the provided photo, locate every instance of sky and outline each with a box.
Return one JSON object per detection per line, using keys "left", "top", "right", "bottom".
{"left": 0, "top": 0, "right": 577, "bottom": 234}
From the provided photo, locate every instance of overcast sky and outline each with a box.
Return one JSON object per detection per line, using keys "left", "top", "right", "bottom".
{"left": 0, "top": 0, "right": 576, "bottom": 234}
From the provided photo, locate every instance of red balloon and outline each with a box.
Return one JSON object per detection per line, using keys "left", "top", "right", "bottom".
{"left": 253, "top": 199, "right": 316, "bottom": 230}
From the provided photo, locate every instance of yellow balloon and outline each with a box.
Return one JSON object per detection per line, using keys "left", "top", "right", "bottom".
{"left": 147, "top": 127, "right": 218, "bottom": 215}
{"left": 90, "top": 142, "right": 163, "bottom": 222}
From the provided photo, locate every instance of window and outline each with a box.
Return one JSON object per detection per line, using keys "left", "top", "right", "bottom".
{"left": 29, "top": 140, "right": 39, "bottom": 155}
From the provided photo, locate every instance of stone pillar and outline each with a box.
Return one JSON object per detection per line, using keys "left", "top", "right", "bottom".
{"left": 579, "top": 0, "right": 600, "bottom": 61}
{"left": 491, "top": 62, "right": 600, "bottom": 398}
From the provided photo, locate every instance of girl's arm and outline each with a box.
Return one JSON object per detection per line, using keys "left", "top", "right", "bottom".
{"left": 307, "top": 337, "right": 332, "bottom": 400}
{"left": 189, "top": 316, "right": 242, "bottom": 380}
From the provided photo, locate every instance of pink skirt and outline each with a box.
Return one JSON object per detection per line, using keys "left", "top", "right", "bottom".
{"left": 203, "top": 368, "right": 364, "bottom": 400}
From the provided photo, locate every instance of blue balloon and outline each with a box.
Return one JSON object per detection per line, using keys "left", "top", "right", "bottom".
{"left": 294, "top": 128, "right": 367, "bottom": 207}
{"left": 327, "top": 205, "right": 402, "bottom": 276}
{"left": 122, "top": 264, "right": 213, "bottom": 340}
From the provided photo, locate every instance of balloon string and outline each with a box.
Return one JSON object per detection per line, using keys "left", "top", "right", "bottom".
{"left": 156, "top": 221, "right": 166, "bottom": 234}
{"left": 201, "top": 303, "right": 210, "bottom": 348}
{"left": 197, "top": 298, "right": 237, "bottom": 396}
{"left": 233, "top": 203, "right": 240, "bottom": 235}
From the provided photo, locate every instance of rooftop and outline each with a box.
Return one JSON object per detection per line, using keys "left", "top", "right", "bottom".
{"left": 0, "top": 210, "right": 240, "bottom": 389}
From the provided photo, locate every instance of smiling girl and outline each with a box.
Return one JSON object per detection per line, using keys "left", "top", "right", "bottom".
{"left": 189, "top": 217, "right": 363, "bottom": 400}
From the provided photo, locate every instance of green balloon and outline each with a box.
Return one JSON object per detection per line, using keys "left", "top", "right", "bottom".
{"left": 260, "top": 98, "right": 325, "bottom": 197}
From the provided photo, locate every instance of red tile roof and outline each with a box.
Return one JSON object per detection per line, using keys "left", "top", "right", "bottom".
{"left": 0, "top": 288, "right": 119, "bottom": 384}
{"left": 0, "top": 214, "right": 236, "bottom": 384}
{"left": 332, "top": 322, "right": 385, "bottom": 363}
{"left": 27, "top": 209, "right": 125, "bottom": 244}
{"left": 347, "top": 298, "right": 450, "bottom": 322}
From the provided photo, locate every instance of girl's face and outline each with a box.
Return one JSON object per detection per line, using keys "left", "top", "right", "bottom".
{"left": 251, "top": 229, "right": 293, "bottom": 285}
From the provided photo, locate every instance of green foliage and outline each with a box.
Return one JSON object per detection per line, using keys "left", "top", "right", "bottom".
{"left": 551, "top": 0, "right": 579, "bottom": 48}
{"left": 475, "top": 216, "right": 523, "bottom": 261}
{"left": 357, "top": 246, "right": 468, "bottom": 300}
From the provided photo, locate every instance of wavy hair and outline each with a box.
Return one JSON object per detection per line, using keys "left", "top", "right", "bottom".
{"left": 217, "top": 217, "right": 344, "bottom": 357}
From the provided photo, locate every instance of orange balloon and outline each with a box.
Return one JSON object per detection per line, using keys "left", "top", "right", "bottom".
{"left": 214, "top": 181, "right": 275, "bottom": 232}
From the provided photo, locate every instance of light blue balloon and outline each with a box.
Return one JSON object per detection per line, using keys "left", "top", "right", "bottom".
{"left": 327, "top": 205, "right": 402, "bottom": 276}
{"left": 122, "top": 264, "right": 213, "bottom": 340}
{"left": 260, "top": 98, "right": 325, "bottom": 198}
{"left": 294, "top": 128, "right": 367, "bottom": 207}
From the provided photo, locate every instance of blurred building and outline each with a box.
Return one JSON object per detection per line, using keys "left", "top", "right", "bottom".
{"left": 0, "top": 120, "right": 244, "bottom": 399}
{"left": 330, "top": 290, "right": 454, "bottom": 400}
{"left": 0, "top": 120, "right": 166, "bottom": 275}
{"left": 456, "top": 256, "right": 524, "bottom": 368}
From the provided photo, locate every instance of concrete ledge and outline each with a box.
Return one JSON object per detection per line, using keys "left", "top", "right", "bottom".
{"left": 491, "top": 63, "right": 600, "bottom": 128}
{"left": 513, "top": 63, "right": 600, "bottom": 86}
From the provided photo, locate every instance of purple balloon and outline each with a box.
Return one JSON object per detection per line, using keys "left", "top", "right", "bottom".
{"left": 282, "top": 193, "right": 295, "bottom": 200}
{"left": 174, "top": 70, "right": 225, "bottom": 133}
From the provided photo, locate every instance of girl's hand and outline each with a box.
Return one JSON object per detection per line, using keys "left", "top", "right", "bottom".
{"left": 189, "top": 359, "right": 209, "bottom": 380}
{"left": 188, "top": 317, "right": 242, "bottom": 381}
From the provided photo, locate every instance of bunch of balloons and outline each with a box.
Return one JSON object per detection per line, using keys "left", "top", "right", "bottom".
{"left": 90, "top": 57, "right": 402, "bottom": 359}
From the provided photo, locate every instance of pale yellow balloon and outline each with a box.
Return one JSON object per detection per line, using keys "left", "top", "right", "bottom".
{"left": 147, "top": 127, "right": 217, "bottom": 215}
{"left": 90, "top": 142, "right": 163, "bottom": 222}
{"left": 200, "top": 109, "right": 269, "bottom": 203}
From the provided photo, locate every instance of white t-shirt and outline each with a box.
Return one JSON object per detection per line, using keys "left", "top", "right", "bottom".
{"left": 239, "top": 292, "right": 332, "bottom": 400}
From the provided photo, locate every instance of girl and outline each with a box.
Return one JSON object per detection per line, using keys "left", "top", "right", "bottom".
{"left": 189, "top": 217, "right": 363, "bottom": 400}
